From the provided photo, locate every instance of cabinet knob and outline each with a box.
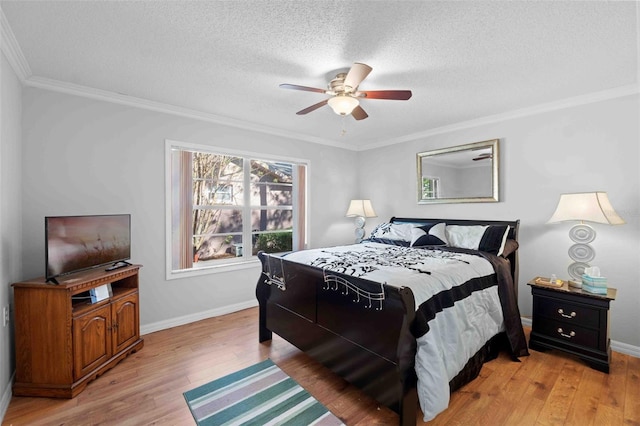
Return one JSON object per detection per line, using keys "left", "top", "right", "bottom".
{"left": 558, "top": 308, "right": 576, "bottom": 319}
{"left": 557, "top": 327, "right": 576, "bottom": 338}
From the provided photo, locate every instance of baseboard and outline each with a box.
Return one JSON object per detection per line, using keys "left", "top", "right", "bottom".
{"left": 140, "top": 299, "right": 258, "bottom": 335}
{"left": 610, "top": 340, "right": 640, "bottom": 358}
{"left": 0, "top": 372, "right": 14, "bottom": 424}
{"left": 521, "top": 317, "right": 640, "bottom": 358}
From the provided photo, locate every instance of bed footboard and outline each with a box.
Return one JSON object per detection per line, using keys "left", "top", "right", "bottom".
{"left": 256, "top": 252, "right": 418, "bottom": 425}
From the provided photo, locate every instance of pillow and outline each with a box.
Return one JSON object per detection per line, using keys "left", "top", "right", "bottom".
{"left": 410, "top": 222, "right": 448, "bottom": 246}
{"left": 445, "top": 224, "right": 510, "bottom": 256}
{"left": 370, "top": 222, "right": 415, "bottom": 242}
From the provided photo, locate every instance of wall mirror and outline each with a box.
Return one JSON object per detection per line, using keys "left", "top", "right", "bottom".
{"left": 417, "top": 139, "right": 499, "bottom": 204}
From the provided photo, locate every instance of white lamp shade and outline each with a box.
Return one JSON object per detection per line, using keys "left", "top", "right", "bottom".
{"left": 346, "top": 199, "right": 377, "bottom": 218}
{"left": 547, "top": 192, "right": 625, "bottom": 225}
{"left": 328, "top": 95, "right": 359, "bottom": 115}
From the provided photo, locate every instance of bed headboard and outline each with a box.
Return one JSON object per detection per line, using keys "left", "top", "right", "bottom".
{"left": 389, "top": 217, "right": 521, "bottom": 290}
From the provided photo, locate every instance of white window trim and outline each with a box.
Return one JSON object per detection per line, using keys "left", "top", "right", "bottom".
{"left": 164, "top": 139, "right": 310, "bottom": 280}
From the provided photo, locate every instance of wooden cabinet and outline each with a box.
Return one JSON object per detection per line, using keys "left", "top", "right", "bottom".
{"left": 12, "top": 265, "right": 144, "bottom": 398}
{"left": 527, "top": 277, "right": 616, "bottom": 373}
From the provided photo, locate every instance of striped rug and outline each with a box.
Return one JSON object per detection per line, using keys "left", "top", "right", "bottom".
{"left": 183, "top": 358, "right": 345, "bottom": 426}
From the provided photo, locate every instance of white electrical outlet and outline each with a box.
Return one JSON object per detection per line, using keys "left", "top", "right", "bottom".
{"left": 3, "top": 305, "right": 8, "bottom": 327}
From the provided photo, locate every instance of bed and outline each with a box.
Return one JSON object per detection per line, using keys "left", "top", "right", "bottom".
{"left": 255, "top": 217, "right": 529, "bottom": 425}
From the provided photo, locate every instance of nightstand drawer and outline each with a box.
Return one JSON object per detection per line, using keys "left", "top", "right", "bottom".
{"left": 536, "top": 298, "right": 600, "bottom": 328}
{"left": 535, "top": 318, "right": 599, "bottom": 348}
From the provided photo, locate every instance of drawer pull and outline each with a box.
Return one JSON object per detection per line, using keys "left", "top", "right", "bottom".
{"left": 558, "top": 308, "right": 576, "bottom": 319}
{"left": 557, "top": 328, "right": 576, "bottom": 338}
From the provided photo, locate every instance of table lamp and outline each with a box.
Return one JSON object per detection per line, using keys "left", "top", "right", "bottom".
{"left": 346, "top": 199, "right": 377, "bottom": 243}
{"left": 547, "top": 192, "right": 624, "bottom": 287}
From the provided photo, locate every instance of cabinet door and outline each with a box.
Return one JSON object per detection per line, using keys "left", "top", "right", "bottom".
{"left": 73, "top": 304, "right": 112, "bottom": 380}
{"left": 111, "top": 292, "right": 140, "bottom": 354}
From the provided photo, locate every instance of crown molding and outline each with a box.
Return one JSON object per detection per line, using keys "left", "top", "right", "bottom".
{"left": 358, "top": 84, "right": 640, "bottom": 151}
{"left": 0, "top": 6, "right": 31, "bottom": 82}
{"left": 23, "top": 76, "right": 357, "bottom": 151}
{"left": 18, "top": 75, "right": 640, "bottom": 155}
{"left": 23, "top": 74, "right": 639, "bottom": 154}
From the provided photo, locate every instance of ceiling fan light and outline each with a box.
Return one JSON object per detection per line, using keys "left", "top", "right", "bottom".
{"left": 327, "top": 95, "right": 359, "bottom": 116}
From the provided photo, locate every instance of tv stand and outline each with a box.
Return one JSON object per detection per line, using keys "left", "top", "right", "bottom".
{"left": 12, "top": 264, "right": 144, "bottom": 398}
{"left": 105, "top": 260, "right": 132, "bottom": 271}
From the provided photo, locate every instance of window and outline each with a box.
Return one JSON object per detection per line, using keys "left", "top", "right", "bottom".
{"left": 421, "top": 176, "right": 440, "bottom": 199}
{"left": 166, "top": 141, "right": 307, "bottom": 277}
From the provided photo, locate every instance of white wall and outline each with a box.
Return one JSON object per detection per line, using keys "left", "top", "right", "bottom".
{"left": 358, "top": 94, "right": 640, "bottom": 348}
{"left": 0, "top": 52, "right": 22, "bottom": 418}
{"left": 20, "top": 87, "right": 359, "bottom": 328}
{"left": 5, "top": 84, "right": 640, "bottom": 426}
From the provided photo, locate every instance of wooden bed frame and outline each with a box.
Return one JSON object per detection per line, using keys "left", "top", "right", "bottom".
{"left": 256, "top": 217, "right": 520, "bottom": 425}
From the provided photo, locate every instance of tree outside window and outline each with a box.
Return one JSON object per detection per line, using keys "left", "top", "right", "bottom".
{"left": 168, "top": 143, "right": 307, "bottom": 274}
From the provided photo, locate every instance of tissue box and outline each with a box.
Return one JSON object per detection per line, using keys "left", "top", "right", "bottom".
{"left": 581, "top": 283, "right": 608, "bottom": 295}
{"left": 581, "top": 273, "right": 608, "bottom": 294}
{"left": 582, "top": 274, "right": 608, "bottom": 287}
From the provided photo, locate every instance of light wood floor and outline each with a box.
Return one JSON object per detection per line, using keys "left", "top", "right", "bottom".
{"left": 2, "top": 307, "right": 639, "bottom": 425}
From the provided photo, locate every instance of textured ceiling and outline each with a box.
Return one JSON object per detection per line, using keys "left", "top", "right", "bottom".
{"left": 1, "top": 1, "right": 638, "bottom": 149}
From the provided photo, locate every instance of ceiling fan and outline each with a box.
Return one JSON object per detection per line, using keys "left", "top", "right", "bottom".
{"left": 279, "top": 63, "right": 412, "bottom": 120}
{"left": 472, "top": 153, "right": 493, "bottom": 161}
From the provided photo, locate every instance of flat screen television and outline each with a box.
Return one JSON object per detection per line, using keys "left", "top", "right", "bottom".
{"left": 45, "top": 214, "right": 131, "bottom": 283}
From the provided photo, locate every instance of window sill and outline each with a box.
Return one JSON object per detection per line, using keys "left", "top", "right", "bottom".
{"left": 166, "top": 258, "right": 261, "bottom": 280}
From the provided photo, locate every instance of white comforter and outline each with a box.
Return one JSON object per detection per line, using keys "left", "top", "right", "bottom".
{"left": 282, "top": 243, "right": 505, "bottom": 421}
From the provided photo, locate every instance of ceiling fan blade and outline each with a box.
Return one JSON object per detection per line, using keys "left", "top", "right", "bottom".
{"left": 280, "top": 84, "right": 327, "bottom": 94}
{"left": 344, "top": 63, "right": 372, "bottom": 92}
{"left": 359, "top": 90, "right": 412, "bottom": 100}
{"left": 296, "top": 99, "right": 328, "bottom": 115}
{"left": 473, "top": 153, "right": 492, "bottom": 161}
{"left": 351, "top": 105, "right": 368, "bottom": 120}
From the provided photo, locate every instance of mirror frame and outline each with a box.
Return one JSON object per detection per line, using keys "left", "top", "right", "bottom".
{"left": 417, "top": 139, "right": 499, "bottom": 204}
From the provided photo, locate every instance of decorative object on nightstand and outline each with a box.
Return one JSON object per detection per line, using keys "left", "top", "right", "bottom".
{"left": 547, "top": 192, "right": 625, "bottom": 287}
{"left": 581, "top": 266, "right": 608, "bottom": 294}
{"left": 346, "top": 199, "right": 377, "bottom": 243}
{"left": 527, "top": 277, "right": 616, "bottom": 373}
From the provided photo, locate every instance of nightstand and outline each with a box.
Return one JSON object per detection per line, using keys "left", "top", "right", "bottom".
{"left": 527, "top": 277, "right": 616, "bottom": 373}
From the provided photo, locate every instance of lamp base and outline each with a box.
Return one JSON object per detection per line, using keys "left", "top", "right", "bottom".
{"left": 354, "top": 216, "right": 366, "bottom": 243}
{"left": 568, "top": 279, "right": 583, "bottom": 289}
{"left": 567, "top": 223, "right": 596, "bottom": 280}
